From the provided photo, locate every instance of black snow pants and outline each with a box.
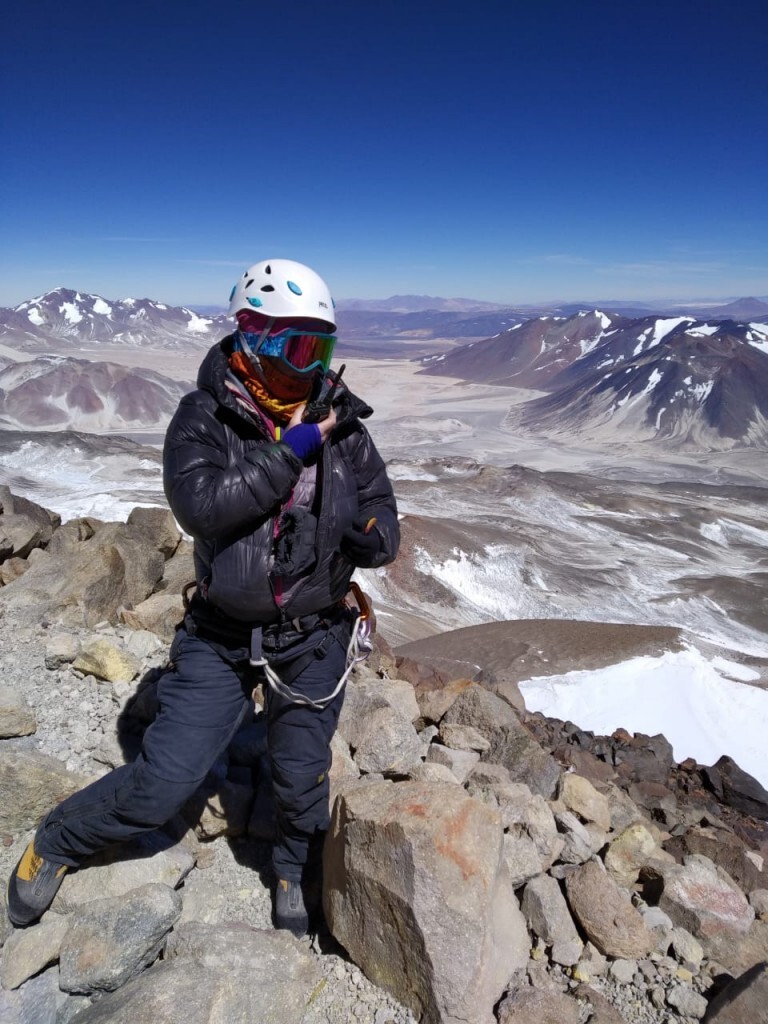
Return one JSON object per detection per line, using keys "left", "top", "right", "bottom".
{"left": 35, "top": 614, "right": 349, "bottom": 882}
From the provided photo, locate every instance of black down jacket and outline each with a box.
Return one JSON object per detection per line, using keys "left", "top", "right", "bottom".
{"left": 162, "top": 337, "right": 399, "bottom": 624}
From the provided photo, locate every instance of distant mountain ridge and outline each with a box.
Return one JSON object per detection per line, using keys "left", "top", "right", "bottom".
{"left": 3, "top": 289, "right": 765, "bottom": 353}
{"left": 1, "top": 287, "right": 230, "bottom": 351}
{"left": 420, "top": 311, "right": 768, "bottom": 448}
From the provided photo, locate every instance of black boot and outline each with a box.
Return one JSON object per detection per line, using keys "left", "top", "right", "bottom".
{"left": 274, "top": 878, "right": 309, "bottom": 937}
{"left": 7, "top": 839, "right": 69, "bottom": 928}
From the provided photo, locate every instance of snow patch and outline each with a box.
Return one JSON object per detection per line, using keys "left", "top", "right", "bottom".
{"left": 92, "top": 298, "right": 112, "bottom": 316}
{"left": 186, "top": 312, "right": 213, "bottom": 334}
{"left": 27, "top": 308, "right": 45, "bottom": 326}
{"left": 59, "top": 303, "right": 83, "bottom": 324}
{"left": 519, "top": 648, "right": 768, "bottom": 789}
{"left": 700, "top": 521, "right": 725, "bottom": 544}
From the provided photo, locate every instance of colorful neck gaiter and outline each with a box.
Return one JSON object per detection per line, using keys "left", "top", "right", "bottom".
{"left": 228, "top": 350, "right": 306, "bottom": 422}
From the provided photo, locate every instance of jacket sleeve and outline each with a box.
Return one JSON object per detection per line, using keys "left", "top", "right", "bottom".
{"left": 163, "top": 393, "right": 302, "bottom": 540}
{"left": 342, "top": 422, "right": 400, "bottom": 568}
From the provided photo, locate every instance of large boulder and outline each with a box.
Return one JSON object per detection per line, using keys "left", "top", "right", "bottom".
{"left": 53, "top": 832, "right": 195, "bottom": 912}
{"left": 0, "top": 750, "right": 92, "bottom": 834}
{"left": 324, "top": 779, "right": 528, "bottom": 1024}
{"left": 58, "top": 883, "right": 182, "bottom": 993}
{"left": 497, "top": 988, "right": 582, "bottom": 1024}
{"left": 703, "top": 961, "right": 768, "bottom": 1023}
{"left": 0, "top": 519, "right": 165, "bottom": 627}
{"left": 658, "top": 854, "right": 755, "bottom": 953}
{"left": 565, "top": 859, "right": 655, "bottom": 959}
{"left": 441, "top": 684, "right": 561, "bottom": 797}
{"left": 0, "top": 488, "right": 59, "bottom": 561}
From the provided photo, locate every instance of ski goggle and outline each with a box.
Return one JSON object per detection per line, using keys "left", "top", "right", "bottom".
{"left": 247, "top": 328, "right": 337, "bottom": 374}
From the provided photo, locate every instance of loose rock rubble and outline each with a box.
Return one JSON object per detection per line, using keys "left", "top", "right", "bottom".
{"left": 1, "top": 488, "right": 768, "bottom": 1023}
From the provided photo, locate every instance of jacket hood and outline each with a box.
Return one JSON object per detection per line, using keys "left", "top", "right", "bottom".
{"left": 197, "top": 336, "right": 373, "bottom": 428}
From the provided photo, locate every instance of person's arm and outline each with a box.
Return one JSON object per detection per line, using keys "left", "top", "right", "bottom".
{"left": 339, "top": 422, "right": 400, "bottom": 568}
{"left": 163, "top": 395, "right": 303, "bottom": 540}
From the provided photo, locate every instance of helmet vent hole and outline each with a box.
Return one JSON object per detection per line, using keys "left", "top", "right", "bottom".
{"left": 261, "top": 285, "right": 275, "bottom": 292}
{"left": 245, "top": 278, "right": 254, "bottom": 288}
{"left": 265, "top": 265, "right": 272, "bottom": 274}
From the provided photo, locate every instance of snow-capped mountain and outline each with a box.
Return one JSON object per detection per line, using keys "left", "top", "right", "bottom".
{"left": 520, "top": 319, "right": 768, "bottom": 447}
{"left": 420, "top": 312, "right": 768, "bottom": 447}
{"left": 1, "top": 288, "right": 230, "bottom": 351}
{"left": 0, "top": 356, "right": 192, "bottom": 431}
{"left": 419, "top": 310, "right": 621, "bottom": 386}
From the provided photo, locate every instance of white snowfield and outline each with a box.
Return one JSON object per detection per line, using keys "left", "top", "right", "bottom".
{"left": 519, "top": 648, "right": 768, "bottom": 789}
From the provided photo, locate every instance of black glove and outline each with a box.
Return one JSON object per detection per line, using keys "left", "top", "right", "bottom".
{"left": 340, "top": 516, "right": 384, "bottom": 568}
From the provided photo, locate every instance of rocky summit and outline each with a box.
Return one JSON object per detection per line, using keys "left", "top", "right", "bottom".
{"left": 1, "top": 488, "right": 767, "bottom": 1024}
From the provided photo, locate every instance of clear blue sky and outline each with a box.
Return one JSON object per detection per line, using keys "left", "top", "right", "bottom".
{"left": 2, "top": 0, "right": 766, "bottom": 308}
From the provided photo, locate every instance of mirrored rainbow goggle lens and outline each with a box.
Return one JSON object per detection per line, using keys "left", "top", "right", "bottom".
{"left": 257, "top": 330, "right": 336, "bottom": 373}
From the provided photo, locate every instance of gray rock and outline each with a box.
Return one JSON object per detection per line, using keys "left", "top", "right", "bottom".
{"left": 0, "top": 511, "right": 53, "bottom": 560}
{"left": 573, "top": 984, "right": 625, "bottom": 1023}
{"left": 640, "top": 904, "right": 675, "bottom": 951}
{"left": 62, "top": 957, "right": 316, "bottom": 1024}
{"left": 0, "top": 685, "right": 36, "bottom": 738}
{"left": 703, "top": 961, "right": 768, "bottom": 1023}
{"left": 496, "top": 987, "right": 581, "bottom": 1024}
{"left": 0, "top": 750, "right": 92, "bottom": 834}
{"left": 671, "top": 926, "right": 705, "bottom": 970}
{"left": 555, "top": 810, "right": 606, "bottom": 864}
{"left": 325, "top": 779, "right": 528, "bottom": 1024}
{"left": 123, "top": 629, "right": 163, "bottom": 661}
{"left": 165, "top": 921, "right": 322, "bottom": 1015}
{"left": 337, "top": 677, "right": 392, "bottom": 750}
{"left": 44, "top": 634, "right": 80, "bottom": 670}
{"left": 659, "top": 854, "right": 755, "bottom": 951}
{"left": 609, "top": 958, "right": 637, "bottom": 985}
{"left": 1, "top": 912, "right": 70, "bottom": 990}
{"left": 126, "top": 507, "right": 180, "bottom": 559}
{"left": 408, "top": 762, "right": 460, "bottom": 784}
{"left": 441, "top": 684, "right": 561, "bottom": 798}
{"left": 0, "top": 967, "right": 69, "bottom": 1024}
{"left": 58, "top": 882, "right": 181, "bottom": 993}
{"left": 53, "top": 832, "right": 194, "bottom": 913}
{"left": 438, "top": 722, "right": 490, "bottom": 752}
{"left": 560, "top": 773, "right": 611, "bottom": 831}
{"left": 425, "top": 742, "right": 479, "bottom": 784}
{"left": 0, "top": 519, "right": 164, "bottom": 628}
{"left": 119, "top": 594, "right": 183, "bottom": 642}
{"left": 565, "top": 859, "right": 655, "bottom": 959}
{"left": 352, "top": 704, "right": 424, "bottom": 775}
{"left": 750, "top": 889, "right": 768, "bottom": 918}
{"left": 667, "top": 983, "right": 709, "bottom": 1018}
{"left": 521, "top": 874, "right": 583, "bottom": 967}
{"left": 598, "top": 782, "right": 646, "bottom": 834}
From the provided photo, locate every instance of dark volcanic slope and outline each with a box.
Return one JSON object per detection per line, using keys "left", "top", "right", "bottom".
{"left": 520, "top": 320, "right": 768, "bottom": 446}
{"left": 420, "top": 311, "right": 768, "bottom": 447}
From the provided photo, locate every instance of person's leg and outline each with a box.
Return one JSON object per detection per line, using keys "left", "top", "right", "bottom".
{"left": 9, "top": 630, "right": 248, "bottom": 925}
{"left": 267, "top": 628, "right": 348, "bottom": 932}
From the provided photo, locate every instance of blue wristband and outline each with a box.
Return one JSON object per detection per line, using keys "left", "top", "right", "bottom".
{"left": 282, "top": 423, "right": 322, "bottom": 461}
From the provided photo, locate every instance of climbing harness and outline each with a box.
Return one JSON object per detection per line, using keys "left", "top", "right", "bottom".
{"left": 253, "top": 582, "right": 374, "bottom": 711}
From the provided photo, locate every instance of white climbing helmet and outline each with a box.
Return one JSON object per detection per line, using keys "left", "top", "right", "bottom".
{"left": 228, "top": 259, "right": 336, "bottom": 332}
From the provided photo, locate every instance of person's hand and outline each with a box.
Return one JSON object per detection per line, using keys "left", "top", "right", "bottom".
{"left": 340, "top": 516, "right": 383, "bottom": 567}
{"left": 288, "top": 404, "right": 336, "bottom": 441}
